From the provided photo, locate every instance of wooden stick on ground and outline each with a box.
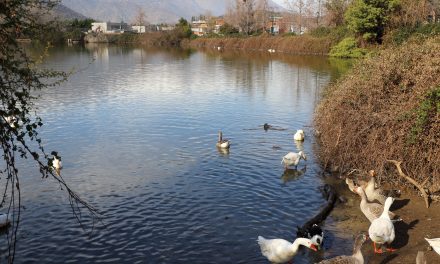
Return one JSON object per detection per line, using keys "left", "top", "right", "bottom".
{"left": 386, "top": 159, "right": 430, "bottom": 208}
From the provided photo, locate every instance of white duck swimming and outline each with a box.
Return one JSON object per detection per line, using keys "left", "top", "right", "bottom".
{"left": 293, "top": 129, "right": 305, "bottom": 141}
{"left": 216, "top": 130, "right": 230, "bottom": 149}
{"left": 425, "top": 237, "right": 440, "bottom": 255}
{"left": 257, "top": 236, "right": 317, "bottom": 263}
{"left": 51, "top": 152, "right": 63, "bottom": 176}
{"left": 0, "top": 213, "right": 11, "bottom": 228}
{"left": 317, "top": 233, "right": 368, "bottom": 264}
{"left": 368, "top": 197, "right": 396, "bottom": 254}
{"left": 281, "top": 151, "right": 307, "bottom": 169}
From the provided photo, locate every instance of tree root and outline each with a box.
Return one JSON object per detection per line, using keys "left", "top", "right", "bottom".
{"left": 386, "top": 160, "right": 430, "bottom": 208}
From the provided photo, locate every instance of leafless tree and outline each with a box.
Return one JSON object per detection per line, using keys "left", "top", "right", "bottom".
{"left": 133, "top": 8, "right": 148, "bottom": 26}
{"left": 237, "top": 0, "right": 257, "bottom": 35}
{"left": 255, "top": 0, "right": 271, "bottom": 32}
{"left": 323, "top": 0, "right": 350, "bottom": 26}
{"left": 284, "top": 0, "right": 309, "bottom": 33}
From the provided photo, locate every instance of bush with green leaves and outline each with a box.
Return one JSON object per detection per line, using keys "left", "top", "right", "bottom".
{"left": 345, "top": 0, "right": 400, "bottom": 43}
{"left": 329, "top": 37, "right": 368, "bottom": 58}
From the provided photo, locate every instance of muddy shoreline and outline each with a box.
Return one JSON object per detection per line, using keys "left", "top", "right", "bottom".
{"left": 322, "top": 176, "right": 440, "bottom": 263}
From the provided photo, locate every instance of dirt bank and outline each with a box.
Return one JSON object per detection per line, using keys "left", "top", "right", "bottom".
{"left": 184, "top": 34, "right": 334, "bottom": 55}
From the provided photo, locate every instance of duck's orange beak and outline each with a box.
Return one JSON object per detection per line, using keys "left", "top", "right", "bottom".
{"left": 310, "top": 244, "right": 318, "bottom": 251}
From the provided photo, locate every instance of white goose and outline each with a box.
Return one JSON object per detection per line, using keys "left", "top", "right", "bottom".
{"left": 368, "top": 197, "right": 396, "bottom": 254}
{"left": 281, "top": 151, "right": 307, "bottom": 169}
{"left": 293, "top": 129, "right": 305, "bottom": 141}
{"left": 216, "top": 130, "right": 230, "bottom": 149}
{"left": 317, "top": 233, "right": 367, "bottom": 264}
{"left": 257, "top": 236, "right": 317, "bottom": 263}
{"left": 425, "top": 237, "right": 440, "bottom": 255}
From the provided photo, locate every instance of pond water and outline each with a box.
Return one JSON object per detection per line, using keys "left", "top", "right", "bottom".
{"left": 7, "top": 44, "right": 352, "bottom": 263}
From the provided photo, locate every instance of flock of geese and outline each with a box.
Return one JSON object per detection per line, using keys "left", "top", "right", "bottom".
{"left": 216, "top": 128, "right": 440, "bottom": 263}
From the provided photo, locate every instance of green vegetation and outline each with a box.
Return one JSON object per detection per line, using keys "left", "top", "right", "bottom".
{"left": 329, "top": 37, "right": 368, "bottom": 58}
{"left": 345, "top": 0, "right": 399, "bottom": 43}
{"left": 407, "top": 87, "right": 440, "bottom": 145}
{"left": 219, "top": 23, "right": 240, "bottom": 36}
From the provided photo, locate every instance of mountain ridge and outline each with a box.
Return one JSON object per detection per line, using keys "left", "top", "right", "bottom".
{"left": 60, "top": 0, "right": 284, "bottom": 24}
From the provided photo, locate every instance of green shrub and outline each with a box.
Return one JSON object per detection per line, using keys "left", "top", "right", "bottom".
{"left": 386, "top": 23, "right": 440, "bottom": 45}
{"left": 329, "top": 37, "right": 368, "bottom": 58}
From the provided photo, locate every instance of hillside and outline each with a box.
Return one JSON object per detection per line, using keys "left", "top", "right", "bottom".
{"left": 60, "top": 0, "right": 283, "bottom": 24}
{"left": 53, "top": 4, "right": 88, "bottom": 20}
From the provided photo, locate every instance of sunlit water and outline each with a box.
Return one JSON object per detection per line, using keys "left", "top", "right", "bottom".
{"left": 5, "top": 45, "right": 352, "bottom": 263}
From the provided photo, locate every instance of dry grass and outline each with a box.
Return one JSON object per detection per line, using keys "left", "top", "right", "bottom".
{"left": 185, "top": 34, "right": 334, "bottom": 55}
{"left": 315, "top": 37, "right": 440, "bottom": 193}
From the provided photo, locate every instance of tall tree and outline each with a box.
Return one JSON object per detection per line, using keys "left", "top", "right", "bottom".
{"left": 133, "top": 8, "right": 148, "bottom": 26}
{"left": 345, "top": 0, "right": 399, "bottom": 43}
{"left": 285, "top": 0, "right": 309, "bottom": 33}
{"left": 0, "top": 0, "right": 98, "bottom": 262}
{"left": 237, "top": 0, "right": 257, "bottom": 35}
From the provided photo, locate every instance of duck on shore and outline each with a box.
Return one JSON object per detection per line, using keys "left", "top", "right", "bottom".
{"left": 425, "top": 237, "right": 440, "bottom": 255}
{"left": 317, "top": 233, "right": 368, "bottom": 264}
{"left": 257, "top": 236, "right": 317, "bottom": 263}
{"left": 368, "top": 197, "right": 396, "bottom": 254}
{"left": 354, "top": 186, "right": 397, "bottom": 222}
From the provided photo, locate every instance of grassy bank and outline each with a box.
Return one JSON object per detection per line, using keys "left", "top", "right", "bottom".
{"left": 184, "top": 34, "right": 335, "bottom": 55}
{"left": 315, "top": 36, "right": 440, "bottom": 193}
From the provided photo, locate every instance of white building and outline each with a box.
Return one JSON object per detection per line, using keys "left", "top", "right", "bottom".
{"left": 91, "top": 22, "right": 130, "bottom": 33}
{"left": 131, "top": 25, "right": 146, "bottom": 33}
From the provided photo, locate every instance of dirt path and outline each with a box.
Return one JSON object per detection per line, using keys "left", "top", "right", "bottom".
{"left": 323, "top": 177, "right": 440, "bottom": 264}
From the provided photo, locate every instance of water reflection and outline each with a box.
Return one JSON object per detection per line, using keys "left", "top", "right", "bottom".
{"left": 216, "top": 147, "right": 230, "bottom": 157}
{"left": 281, "top": 166, "right": 307, "bottom": 183}
{"left": 12, "top": 44, "right": 350, "bottom": 263}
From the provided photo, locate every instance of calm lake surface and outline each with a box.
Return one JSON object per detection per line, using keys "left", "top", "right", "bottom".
{"left": 8, "top": 45, "right": 352, "bottom": 263}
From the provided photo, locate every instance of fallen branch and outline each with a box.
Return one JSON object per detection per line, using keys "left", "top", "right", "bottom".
{"left": 386, "top": 160, "right": 430, "bottom": 208}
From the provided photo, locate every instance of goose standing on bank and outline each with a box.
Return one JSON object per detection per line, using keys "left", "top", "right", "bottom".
{"left": 281, "top": 151, "right": 307, "bottom": 169}
{"left": 354, "top": 186, "right": 397, "bottom": 222}
{"left": 368, "top": 197, "right": 396, "bottom": 254}
{"left": 293, "top": 129, "right": 305, "bottom": 141}
{"left": 364, "top": 170, "right": 387, "bottom": 204}
{"left": 317, "top": 233, "right": 368, "bottom": 264}
{"left": 216, "top": 130, "right": 230, "bottom": 149}
{"left": 425, "top": 237, "right": 440, "bottom": 255}
{"left": 257, "top": 236, "right": 317, "bottom": 263}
